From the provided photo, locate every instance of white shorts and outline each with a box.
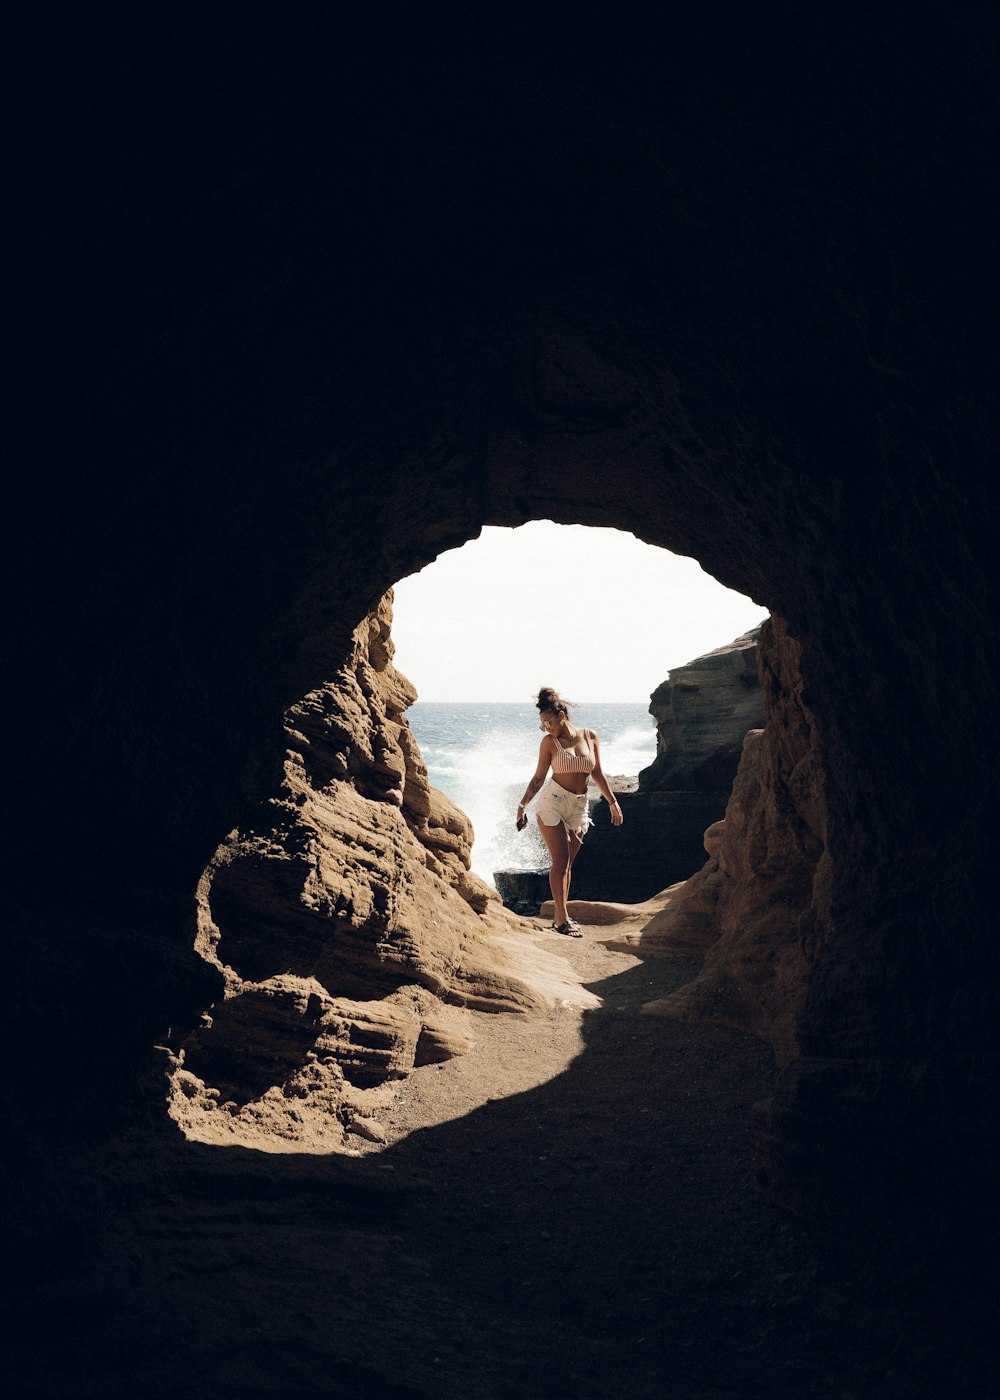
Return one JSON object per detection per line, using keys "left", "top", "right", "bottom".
{"left": 536, "top": 780, "right": 590, "bottom": 836}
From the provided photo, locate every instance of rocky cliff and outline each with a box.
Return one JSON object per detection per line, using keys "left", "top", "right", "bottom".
{"left": 610, "top": 618, "right": 824, "bottom": 1065}
{"left": 642, "top": 627, "right": 764, "bottom": 790}
{"left": 569, "top": 628, "right": 764, "bottom": 902}
{"left": 170, "top": 592, "right": 583, "bottom": 1149}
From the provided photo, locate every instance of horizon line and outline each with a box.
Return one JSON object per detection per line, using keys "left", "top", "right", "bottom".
{"left": 409, "top": 697, "right": 655, "bottom": 705}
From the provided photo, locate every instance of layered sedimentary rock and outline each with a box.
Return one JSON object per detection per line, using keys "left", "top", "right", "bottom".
{"left": 611, "top": 618, "right": 823, "bottom": 1065}
{"left": 570, "top": 629, "right": 764, "bottom": 902}
{"left": 171, "top": 593, "right": 567, "bottom": 1149}
{"left": 642, "top": 628, "right": 765, "bottom": 790}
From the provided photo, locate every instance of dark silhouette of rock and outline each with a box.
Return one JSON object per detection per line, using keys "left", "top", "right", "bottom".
{"left": 493, "top": 868, "right": 551, "bottom": 913}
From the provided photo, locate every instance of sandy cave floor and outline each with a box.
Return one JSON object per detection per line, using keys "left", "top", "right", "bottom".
{"left": 14, "top": 908, "right": 993, "bottom": 1400}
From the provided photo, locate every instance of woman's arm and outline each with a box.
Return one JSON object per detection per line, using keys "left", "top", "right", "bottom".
{"left": 517, "top": 739, "right": 554, "bottom": 815}
{"left": 589, "top": 731, "right": 624, "bottom": 826}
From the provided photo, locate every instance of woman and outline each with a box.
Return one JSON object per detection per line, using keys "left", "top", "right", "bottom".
{"left": 516, "top": 687, "right": 623, "bottom": 936}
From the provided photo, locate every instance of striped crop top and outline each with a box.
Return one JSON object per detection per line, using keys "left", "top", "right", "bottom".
{"left": 551, "top": 732, "right": 596, "bottom": 774}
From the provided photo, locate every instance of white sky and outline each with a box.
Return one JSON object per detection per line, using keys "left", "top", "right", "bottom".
{"left": 390, "top": 522, "right": 769, "bottom": 702}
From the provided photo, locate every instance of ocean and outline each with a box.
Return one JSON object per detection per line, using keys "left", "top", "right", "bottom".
{"left": 406, "top": 702, "right": 657, "bottom": 886}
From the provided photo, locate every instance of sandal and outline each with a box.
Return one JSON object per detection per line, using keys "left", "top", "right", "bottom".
{"left": 552, "top": 920, "right": 583, "bottom": 938}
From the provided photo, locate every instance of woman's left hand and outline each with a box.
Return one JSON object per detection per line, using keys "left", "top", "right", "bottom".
{"left": 610, "top": 799, "right": 623, "bottom": 826}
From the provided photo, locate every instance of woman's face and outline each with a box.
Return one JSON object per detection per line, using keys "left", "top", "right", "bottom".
{"left": 539, "top": 709, "right": 563, "bottom": 735}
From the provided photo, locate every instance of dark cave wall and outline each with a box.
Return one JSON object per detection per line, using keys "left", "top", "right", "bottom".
{"left": 8, "top": 5, "right": 1000, "bottom": 1243}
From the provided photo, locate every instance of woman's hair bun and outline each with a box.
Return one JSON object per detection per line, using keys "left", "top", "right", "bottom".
{"left": 535, "top": 686, "right": 571, "bottom": 715}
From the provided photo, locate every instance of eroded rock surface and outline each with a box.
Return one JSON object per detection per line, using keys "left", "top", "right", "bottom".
{"left": 576, "top": 618, "right": 824, "bottom": 1064}
{"left": 171, "top": 593, "right": 572, "bottom": 1149}
{"left": 642, "top": 628, "right": 765, "bottom": 790}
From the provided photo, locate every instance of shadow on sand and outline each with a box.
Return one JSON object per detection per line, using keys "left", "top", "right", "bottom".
{"left": 15, "top": 952, "right": 985, "bottom": 1400}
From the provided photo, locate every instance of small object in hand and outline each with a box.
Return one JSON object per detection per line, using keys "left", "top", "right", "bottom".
{"left": 516, "top": 812, "right": 528, "bottom": 831}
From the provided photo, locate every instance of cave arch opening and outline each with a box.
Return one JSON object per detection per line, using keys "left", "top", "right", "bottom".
{"left": 112, "top": 259, "right": 984, "bottom": 1265}
{"left": 390, "top": 520, "right": 768, "bottom": 888}
{"left": 148, "top": 398, "right": 996, "bottom": 1276}
{"left": 168, "top": 501, "right": 783, "bottom": 1158}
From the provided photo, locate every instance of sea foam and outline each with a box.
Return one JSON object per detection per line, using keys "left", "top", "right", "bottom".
{"left": 408, "top": 703, "right": 656, "bottom": 885}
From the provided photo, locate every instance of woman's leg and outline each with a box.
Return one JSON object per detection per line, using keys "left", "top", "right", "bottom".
{"left": 566, "top": 828, "right": 584, "bottom": 907}
{"left": 537, "top": 816, "right": 571, "bottom": 926}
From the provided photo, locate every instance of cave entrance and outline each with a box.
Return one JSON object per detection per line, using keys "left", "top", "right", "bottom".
{"left": 391, "top": 520, "right": 768, "bottom": 890}
{"left": 168, "top": 514, "right": 772, "bottom": 1155}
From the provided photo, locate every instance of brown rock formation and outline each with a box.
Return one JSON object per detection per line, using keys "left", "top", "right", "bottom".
{"left": 618, "top": 617, "right": 824, "bottom": 1065}
{"left": 171, "top": 592, "right": 574, "bottom": 1148}
{"left": 572, "top": 628, "right": 764, "bottom": 902}
{"left": 643, "top": 627, "right": 764, "bottom": 790}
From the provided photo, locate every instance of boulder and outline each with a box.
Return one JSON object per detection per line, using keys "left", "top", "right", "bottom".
{"left": 493, "top": 868, "right": 551, "bottom": 913}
